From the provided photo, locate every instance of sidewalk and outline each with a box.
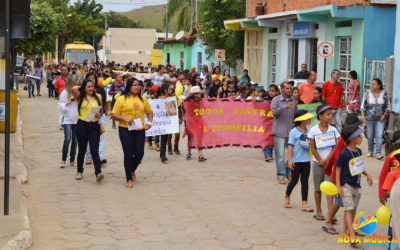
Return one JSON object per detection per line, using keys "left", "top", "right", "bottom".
{"left": 0, "top": 96, "right": 32, "bottom": 250}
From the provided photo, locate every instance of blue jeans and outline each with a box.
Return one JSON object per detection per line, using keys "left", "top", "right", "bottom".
{"left": 62, "top": 124, "right": 77, "bottom": 162}
{"left": 86, "top": 114, "right": 106, "bottom": 160}
{"left": 332, "top": 108, "right": 342, "bottom": 133}
{"left": 28, "top": 80, "right": 35, "bottom": 97}
{"left": 366, "top": 119, "right": 385, "bottom": 155}
{"left": 273, "top": 136, "right": 290, "bottom": 178}
{"left": 264, "top": 148, "right": 272, "bottom": 156}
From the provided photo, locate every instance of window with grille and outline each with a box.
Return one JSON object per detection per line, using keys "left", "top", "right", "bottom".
{"left": 271, "top": 40, "right": 277, "bottom": 84}
{"left": 339, "top": 37, "right": 352, "bottom": 101}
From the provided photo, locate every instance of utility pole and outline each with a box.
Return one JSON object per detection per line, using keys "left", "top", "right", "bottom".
{"left": 55, "top": 37, "right": 58, "bottom": 62}
{"left": 190, "top": 0, "right": 193, "bottom": 32}
{"left": 195, "top": 0, "right": 198, "bottom": 24}
{"left": 165, "top": 4, "right": 168, "bottom": 38}
{"left": 4, "top": 0, "right": 11, "bottom": 216}
{"left": 104, "top": 14, "right": 108, "bottom": 61}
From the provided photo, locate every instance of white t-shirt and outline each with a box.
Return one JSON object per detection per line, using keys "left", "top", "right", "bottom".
{"left": 308, "top": 124, "right": 340, "bottom": 162}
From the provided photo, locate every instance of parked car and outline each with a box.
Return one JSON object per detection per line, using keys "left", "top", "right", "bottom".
{"left": 15, "top": 55, "right": 24, "bottom": 74}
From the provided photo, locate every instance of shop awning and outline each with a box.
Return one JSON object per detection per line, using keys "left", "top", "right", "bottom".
{"left": 255, "top": 10, "right": 297, "bottom": 27}
{"left": 224, "top": 18, "right": 261, "bottom": 30}
{"left": 297, "top": 5, "right": 364, "bottom": 22}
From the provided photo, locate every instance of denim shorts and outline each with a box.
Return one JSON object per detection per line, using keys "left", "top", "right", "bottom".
{"left": 334, "top": 195, "right": 344, "bottom": 207}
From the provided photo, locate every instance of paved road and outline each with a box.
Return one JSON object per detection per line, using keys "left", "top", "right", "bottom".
{"left": 20, "top": 89, "right": 387, "bottom": 249}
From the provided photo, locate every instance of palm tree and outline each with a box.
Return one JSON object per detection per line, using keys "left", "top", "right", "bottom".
{"left": 164, "top": 0, "right": 194, "bottom": 32}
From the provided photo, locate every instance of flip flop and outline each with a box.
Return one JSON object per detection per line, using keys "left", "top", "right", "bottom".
{"left": 313, "top": 215, "right": 326, "bottom": 221}
{"left": 322, "top": 226, "right": 339, "bottom": 235}
{"left": 301, "top": 206, "right": 314, "bottom": 212}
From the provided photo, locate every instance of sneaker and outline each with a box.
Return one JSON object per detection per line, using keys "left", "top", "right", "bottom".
{"left": 265, "top": 155, "right": 273, "bottom": 162}
{"left": 277, "top": 177, "right": 287, "bottom": 184}
{"left": 161, "top": 156, "right": 168, "bottom": 163}
{"left": 174, "top": 147, "right": 181, "bottom": 155}
{"left": 155, "top": 144, "right": 160, "bottom": 151}
{"left": 148, "top": 143, "right": 154, "bottom": 150}
{"left": 70, "top": 162, "right": 75, "bottom": 167}
{"left": 96, "top": 173, "right": 104, "bottom": 182}
{"left": 168, "top": 147, "right": 173, "bottom": 155}
{"left": 100, "top": 159, "right": 107, "bottom": 165}
{"left": 60, "top": 161, "right": 65, "bottom": 168}
{"left": 75, "top": 173, "right": 83, "bottom": 180}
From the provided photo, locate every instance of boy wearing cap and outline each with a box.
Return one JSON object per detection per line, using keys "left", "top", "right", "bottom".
{"left": 308, "top": 105, "right": 340, "bottom": 220}
{"left": 335, "top": 126, "right": 372, "bottom": 244}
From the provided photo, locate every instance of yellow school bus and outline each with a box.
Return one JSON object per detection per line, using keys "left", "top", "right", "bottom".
{"left": 63, "top": 42, "right": 96, "bottom": 64}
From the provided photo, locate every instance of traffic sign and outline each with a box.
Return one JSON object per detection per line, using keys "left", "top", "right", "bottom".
{"left": 214, "top": 49, "right": 225, "bottom": 61}
{"left": 317, "top": 41, "right": 334, "bottom": 59}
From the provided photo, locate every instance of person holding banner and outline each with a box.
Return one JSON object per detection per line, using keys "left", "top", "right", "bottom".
{"left": 111, "top": 78, "right": 153, "bottom": 188}
{"left": 271, "top": 80, "right": 297, "bottom": 184}
{"left": 26, "top": 65, "right": 36, "bottom": 98}
{"left": 71, "top": 79, "right": 104, "bottom": 182}
{"left": 158, "top": 83, "right": 174, "bottom": 163}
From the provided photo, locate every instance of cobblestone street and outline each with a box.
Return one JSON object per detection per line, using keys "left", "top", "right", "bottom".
{"left": 19, "top": 90, "right": 387, "bottom": 249}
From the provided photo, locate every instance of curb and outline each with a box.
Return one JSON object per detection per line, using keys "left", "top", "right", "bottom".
{"left": 1, "top": 96, "right": 32, "bottom": 250}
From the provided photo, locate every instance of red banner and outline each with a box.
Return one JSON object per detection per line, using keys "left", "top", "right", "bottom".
{"left": 183, "top": 99, "right": 274, "bottom": 149}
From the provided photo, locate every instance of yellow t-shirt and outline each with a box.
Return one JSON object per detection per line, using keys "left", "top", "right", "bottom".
{"left": 77, "top": 94, "right": 102, "bottom": 122}
{"left": 112, "top": 95, "right": 152, "bottom": 129}
{"left": 175, "top": 81, "right": 183, "bottom": 97}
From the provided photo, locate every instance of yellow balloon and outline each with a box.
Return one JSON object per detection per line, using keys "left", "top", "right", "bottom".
{"left": 376, "top": 205, "right": 391, "bottom": 225}
{"left": 320, "top": 181, "right": 338, "bottom": 196}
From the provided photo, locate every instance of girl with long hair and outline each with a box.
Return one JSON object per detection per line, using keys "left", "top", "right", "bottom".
{"left": 85, "top": 72, "right": 107, "bottom": 165}
{"left": 71, "top": 79, "right": 104, "bottom": 182}
{"left": 58, "top": 75, "right": 79, "bottom": 168}
{"left": 111, "top": 78, "right": 154, "bottom": 188}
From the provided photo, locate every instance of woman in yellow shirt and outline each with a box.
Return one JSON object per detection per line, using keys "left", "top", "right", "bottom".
{"left": 112, "top": 78, "right": 154, "bottom": 188}
{"left": 211, "top": 66, "right": 223, "bottom": 82}
{"left": 71, "top": 79, "right": 104, "bottom": 183}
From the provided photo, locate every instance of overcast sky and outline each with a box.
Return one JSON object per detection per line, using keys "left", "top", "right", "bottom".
{"left": 70, "top": 0, "right": 168, "bottom": 13}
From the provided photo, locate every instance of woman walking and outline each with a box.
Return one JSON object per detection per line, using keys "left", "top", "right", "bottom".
{"left": 71, "top": 79, "right": 104, "bottom": 182}
{"left": 26, "top": 65, "right": 35, "bottom": 97}
{"left": 85, "top": 72, "right": 107, "bottom": 165}
{"left": 348, "top": 70, "right": 360, "bottom": 114}
{"left": 58, "top": 75, "right": 78, "bottom": 168}
{"left": 111, "top": 78, "right": 153, "bottom": 188}
{"left": 35, "top": 62, "right": 43, "bottom": 96}
{"left": 361, "top": 78, "right": 390, "bottom": 160}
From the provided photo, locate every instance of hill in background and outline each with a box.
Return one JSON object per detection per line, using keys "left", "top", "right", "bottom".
{"left": 121, "top": 5, "right": 179, "bottom": 34}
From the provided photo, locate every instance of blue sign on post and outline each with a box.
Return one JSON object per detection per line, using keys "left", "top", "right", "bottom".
{"left": 293, "top": 22, "right": 311, "bottom": 38}
{"left": 106, "top": 50, "right": 111, "bottom": 54}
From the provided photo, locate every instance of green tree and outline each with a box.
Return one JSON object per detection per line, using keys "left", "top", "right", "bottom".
{"left": 16, "top": 1, "right": 60, "bottom": 57}
{"left": 165, "top": 0, "right": 193, "bottom": 32}
{"left": 106, "top": 11, "right": 142, "bottom": 29}
{"left": 198, "top": 0, "right": 245, "bottom": 68}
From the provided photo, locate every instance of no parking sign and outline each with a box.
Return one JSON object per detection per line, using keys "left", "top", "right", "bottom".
{"left": 317, "top": 41, "right": 334, "bottom": 59}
